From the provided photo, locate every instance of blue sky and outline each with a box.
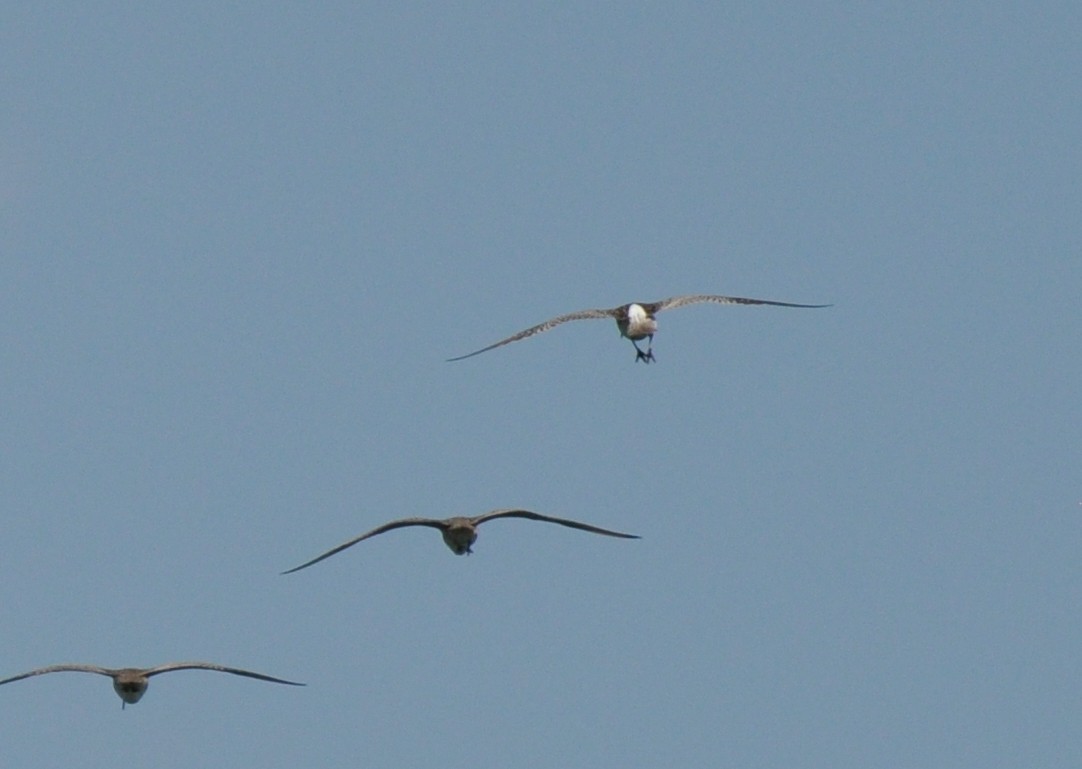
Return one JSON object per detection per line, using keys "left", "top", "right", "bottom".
{"left": 2, "top": 4, "right": 1079, "bottom": 767}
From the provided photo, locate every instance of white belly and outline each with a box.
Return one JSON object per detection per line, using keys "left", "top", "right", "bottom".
{"left": 623, "top": 303, "right": 657, "bottom": 340}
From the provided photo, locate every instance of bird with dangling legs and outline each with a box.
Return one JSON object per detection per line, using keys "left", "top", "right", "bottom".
{"left": 447, "top": 293, "right": 831, "bottom": 363}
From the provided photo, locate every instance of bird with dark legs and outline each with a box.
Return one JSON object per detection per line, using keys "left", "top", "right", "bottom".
{"left": 448, "top": 293, "right": 830, "bottom": 363}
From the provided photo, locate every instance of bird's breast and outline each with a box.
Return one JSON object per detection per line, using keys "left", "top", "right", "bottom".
{"left": 622, "top": 304, "right": 657, "bottom": 339}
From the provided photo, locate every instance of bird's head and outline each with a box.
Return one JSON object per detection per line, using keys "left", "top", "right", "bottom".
{"left": 441, "top": 523, "right": 478, "bottom": 555}
{"left": 112, "top": 676, "right": 148, "bottom": 708}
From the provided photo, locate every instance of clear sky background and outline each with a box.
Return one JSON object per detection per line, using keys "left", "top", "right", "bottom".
{"left": 2, "top": 4, "right": 1079, "bottom": 768}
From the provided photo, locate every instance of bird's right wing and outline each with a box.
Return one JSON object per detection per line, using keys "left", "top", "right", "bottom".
{"left": 281, "top": 518, "right": 446, "bottom": 574}
{"left": 0, "top": 664, "right": 114, "bottom": 686}
{"left": 447, "top": 308, "right": 614, "bottom": 361}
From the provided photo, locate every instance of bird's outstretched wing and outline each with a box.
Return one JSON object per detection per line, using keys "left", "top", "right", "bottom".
{"left": 447, "top": 308, "right": 615, "bottom": 361}
{"left": 0, "top": 664, "right": 114, "bottom": 686}
{"left": 651, "top": 294, "right": 831, "bottom": 312}
{"left": 282, "top": 517, "right": 447, "bottom": 574}
{"left": 143, "top": 662, "right": 304, "bottom": 686}
{"left": 472, "top": 509, "right": 640, "bottom": 540}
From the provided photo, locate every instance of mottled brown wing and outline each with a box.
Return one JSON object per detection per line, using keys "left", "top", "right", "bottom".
{"left": 144, "top": 662, "right": 304, "bottom": 686}
{"left": 0, "top": 664, "right": 115, "bottom": 686}
{"left": 472, "top": 509, "right": 640, "bottom": 540}
{"left": 281, "top": 517, "right": 447, "bottom": 574}
{"left": 447, "top": 308, "right": 616, "bottom": 361}
{"left": 651, "top": 294, "right": 831, "bottom": 312}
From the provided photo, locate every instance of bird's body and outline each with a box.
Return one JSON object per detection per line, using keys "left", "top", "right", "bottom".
{"left": 283, "top": 508, "right": 640, "bottom": 573}
{"left": 0, "top": 662, "right": 304, "bottom": 708}
{"left": 448, "top": 293, "right": 830, "bottom": 363}
{"left": 618, "top": 303, "right": 658, "bottom": 343}
{"left": 439, "top": 516, "right": 482, "bottom": 554}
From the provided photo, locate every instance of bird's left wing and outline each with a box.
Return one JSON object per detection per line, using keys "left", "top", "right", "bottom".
{"left": 143, "top": 662, "right": 304, "bottom": 686}
{"left": 652, "top": 294, "right": 831, "bottom": 312}
{"left": 473, "top": 509, "right": 640, "bottom": 539}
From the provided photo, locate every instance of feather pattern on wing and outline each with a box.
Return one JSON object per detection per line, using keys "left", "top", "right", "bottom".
{"left": 0, "top": 664, "right": 113, "bottom": 686}
{"left": 652, "top": 294, "right": 832, "bottom": 312}
{"left": 471, "top": 509, "right": 641, "bottom": 539}
{"left": 281, "top": 518, "right": 447, "bottom": 573}
{"left": 447, "top": 308, "right": 615, "bottom": 361}
{"left": 142, "top": 662, "right": 304, "bottom": 685}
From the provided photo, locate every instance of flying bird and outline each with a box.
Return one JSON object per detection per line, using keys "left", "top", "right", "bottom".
{"left": 0, "top": 662, "right": 304, "bottom": 708}
{"left": 448, "top": 293, "right": 831, "bottom": 363}
{"left": 283, "top": 509, "right": 640, "bottom": 573}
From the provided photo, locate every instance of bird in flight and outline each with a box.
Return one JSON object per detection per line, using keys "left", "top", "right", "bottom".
{"left": 448, "top": 293, "right": 831, "bottom": 363}
{"left": 0, "top": 662, "right": 304, "bottom": 708}
{"left": 282, "top": 509, "right": 640, "bottom": 573}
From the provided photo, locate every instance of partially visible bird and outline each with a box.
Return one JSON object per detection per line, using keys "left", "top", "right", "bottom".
{"left": 282, "top": 509, "right": 640, "bottom": 573}
{"left": 448, "top": 293, "right": 831, "bottom": 363}
{"left": 0, "top": 662, "right": 305, "bottom": 708}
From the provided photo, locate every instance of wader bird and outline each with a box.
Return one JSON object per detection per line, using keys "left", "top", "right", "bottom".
{"left": 448, "top": 293, "right": 830, "bottom": 363}
{"left": 283, "top": 509, "right": 640, "bottom": 573}
{"left": 0, "top": 662, "right": 304, "bottom": 708}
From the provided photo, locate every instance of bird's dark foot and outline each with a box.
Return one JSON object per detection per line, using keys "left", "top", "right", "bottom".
{"left": 635, "top": 349, "right": 655, "bottom": 364}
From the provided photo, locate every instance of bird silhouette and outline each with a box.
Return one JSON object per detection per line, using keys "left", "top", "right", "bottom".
{"left": 0, "top": 662, "right": 304, "bottom": 708}
{"left": 283, "top": 508, "right": 640, "bottom": 573}
{"left": 448, "top": 293, "right": 830, "bottom": 363}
